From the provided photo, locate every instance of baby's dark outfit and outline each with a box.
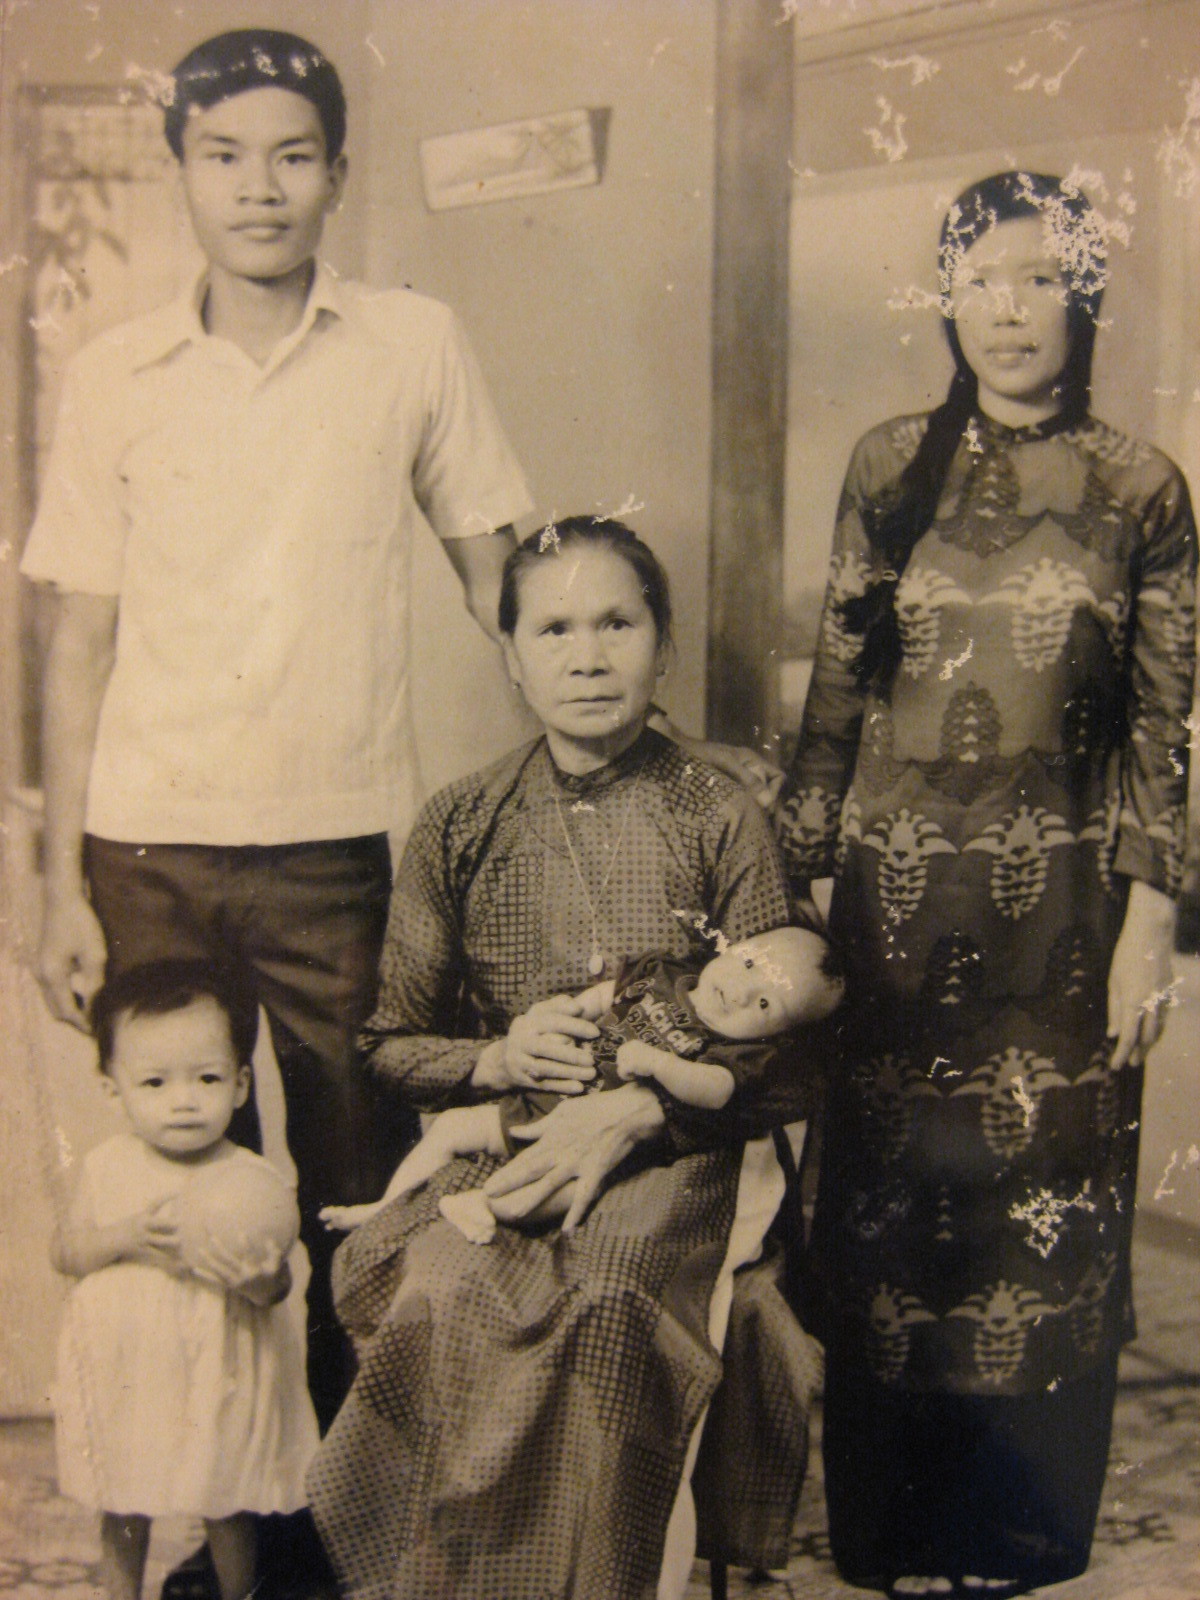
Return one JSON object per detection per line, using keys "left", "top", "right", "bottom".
{"left": 499, "top": 951, "right": 786, "bottom": 1148}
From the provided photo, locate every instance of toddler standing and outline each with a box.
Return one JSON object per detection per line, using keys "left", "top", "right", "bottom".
{"left": 51, "top": 960, "right": 318, "bottom": 1600}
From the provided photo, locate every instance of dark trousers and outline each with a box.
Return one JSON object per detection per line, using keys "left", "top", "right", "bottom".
{"left": 85, "top": 833, "right": 415, "bottom": 1434}
{"left": 822, "top": 1339, "right": 1119, "bottom": 1589}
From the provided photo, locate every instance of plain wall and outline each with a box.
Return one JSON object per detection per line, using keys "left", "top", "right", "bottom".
{"left": 361, "top": 0, "right": 719, "bottom": 792}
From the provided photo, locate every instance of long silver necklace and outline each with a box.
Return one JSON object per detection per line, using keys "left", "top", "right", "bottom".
{"left": 553, "top": 762, "right": 644, "bottom": 978}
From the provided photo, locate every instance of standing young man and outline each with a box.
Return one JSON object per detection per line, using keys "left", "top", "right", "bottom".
{"left": 22, "top": 29, "right": 532, "bottom": 1432}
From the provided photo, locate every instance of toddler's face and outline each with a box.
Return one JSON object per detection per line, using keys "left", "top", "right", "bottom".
{"left": 690, "top": 928, "right": 842, "bottom": 1041}
{"left": 105, "top": 997, "right": 250, "bottom": 1158}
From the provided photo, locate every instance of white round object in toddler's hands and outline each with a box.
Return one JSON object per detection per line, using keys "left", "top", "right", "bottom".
{"left": 177, "top": 1157, "right": 299, "bottom": 1283}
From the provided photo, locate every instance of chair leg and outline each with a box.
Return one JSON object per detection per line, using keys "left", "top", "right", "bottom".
{"left": 710, "top": 1558, "right": 728, "bottom": 1600}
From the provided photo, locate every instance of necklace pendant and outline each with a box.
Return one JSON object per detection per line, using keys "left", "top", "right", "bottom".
{"left": 587, "top": 947, "right": 605, "bottom": 978}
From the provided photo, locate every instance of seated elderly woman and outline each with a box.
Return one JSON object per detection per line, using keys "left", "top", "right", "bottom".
{"left": 307, "top": 518, "right": 827, "bottom": 1600}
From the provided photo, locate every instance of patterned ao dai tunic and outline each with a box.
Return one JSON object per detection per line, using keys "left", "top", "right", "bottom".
{"left": 778, "top": 412, "right": 1196, "bottom": 1397}
{"left": 309, "top": 730, "right": 817, "bottom": 1600}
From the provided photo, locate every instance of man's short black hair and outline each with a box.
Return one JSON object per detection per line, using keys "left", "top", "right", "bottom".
{"left": 163, "top": 29, "right": 346, "bottom": 161}
{"left": 91, "top": 958, "right": 259, "bottom": 1074}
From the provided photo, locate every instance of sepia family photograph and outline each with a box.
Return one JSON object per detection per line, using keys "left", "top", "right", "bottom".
{"left": 0, "top": 3, "right": 1197, "bottom": 1600}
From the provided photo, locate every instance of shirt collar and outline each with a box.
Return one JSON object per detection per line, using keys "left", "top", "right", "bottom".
{"left": 129, "top": 260, "right": 347, "bottom": 371}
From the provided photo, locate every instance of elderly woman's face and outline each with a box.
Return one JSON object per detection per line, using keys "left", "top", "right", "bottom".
{"left": 950, "top": 216, "right": 1071, "bottom": 424}
{"left": 503, "top": 544, "right": 666, "bottom": 773}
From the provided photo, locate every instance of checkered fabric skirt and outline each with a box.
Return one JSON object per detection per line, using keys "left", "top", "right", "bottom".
{"left": 309, "top": 1145, "right": 744, "bottom": 1600}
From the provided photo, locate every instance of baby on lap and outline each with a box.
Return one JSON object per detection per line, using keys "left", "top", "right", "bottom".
{"left": 321, "top": 925, "right": 843, "bottom": 1244}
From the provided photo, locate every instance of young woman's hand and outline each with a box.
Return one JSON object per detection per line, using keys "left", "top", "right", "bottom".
{"left": 483, "top": 1083, "right": 666, "bottom": 1234}
{"left": 1108, "top": 879, "right": 1178, "bottom": 1068}
{"left": 694, "top": 742, "right": 785, "bottom": 809}
{"left": 472, "top": 995, "right": 599, "bottom": 1095}
{"left": 652, "top": 716, "right": 784, "bottom": 810}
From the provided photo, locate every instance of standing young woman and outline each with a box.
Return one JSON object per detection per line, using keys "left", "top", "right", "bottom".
{"left": 778, "top": 172, "right": 1196, "bottom": 1598}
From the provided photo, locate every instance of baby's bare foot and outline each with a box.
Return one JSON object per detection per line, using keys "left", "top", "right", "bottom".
{"left": 319, "top": 1203, "right": 379, "bottom": 1232}
{"left": 439, "top": 1190, "right": 498, "bottom": 1244}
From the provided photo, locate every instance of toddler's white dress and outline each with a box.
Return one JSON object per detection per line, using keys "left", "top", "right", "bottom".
{"left": 54, "top": 1134, "right": 319, "bottom": 1518}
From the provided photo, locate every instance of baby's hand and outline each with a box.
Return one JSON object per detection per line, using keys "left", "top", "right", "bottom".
{"left": 126, "top": 1198, "right": 186, "bottom": 1276}
{"left": 615, "top": 1040, "right": 666, "bottom": 1083}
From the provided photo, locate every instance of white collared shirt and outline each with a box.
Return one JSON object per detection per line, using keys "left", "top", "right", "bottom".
{"left": 22, "top": 266, "right": 533, "bottom": 845}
